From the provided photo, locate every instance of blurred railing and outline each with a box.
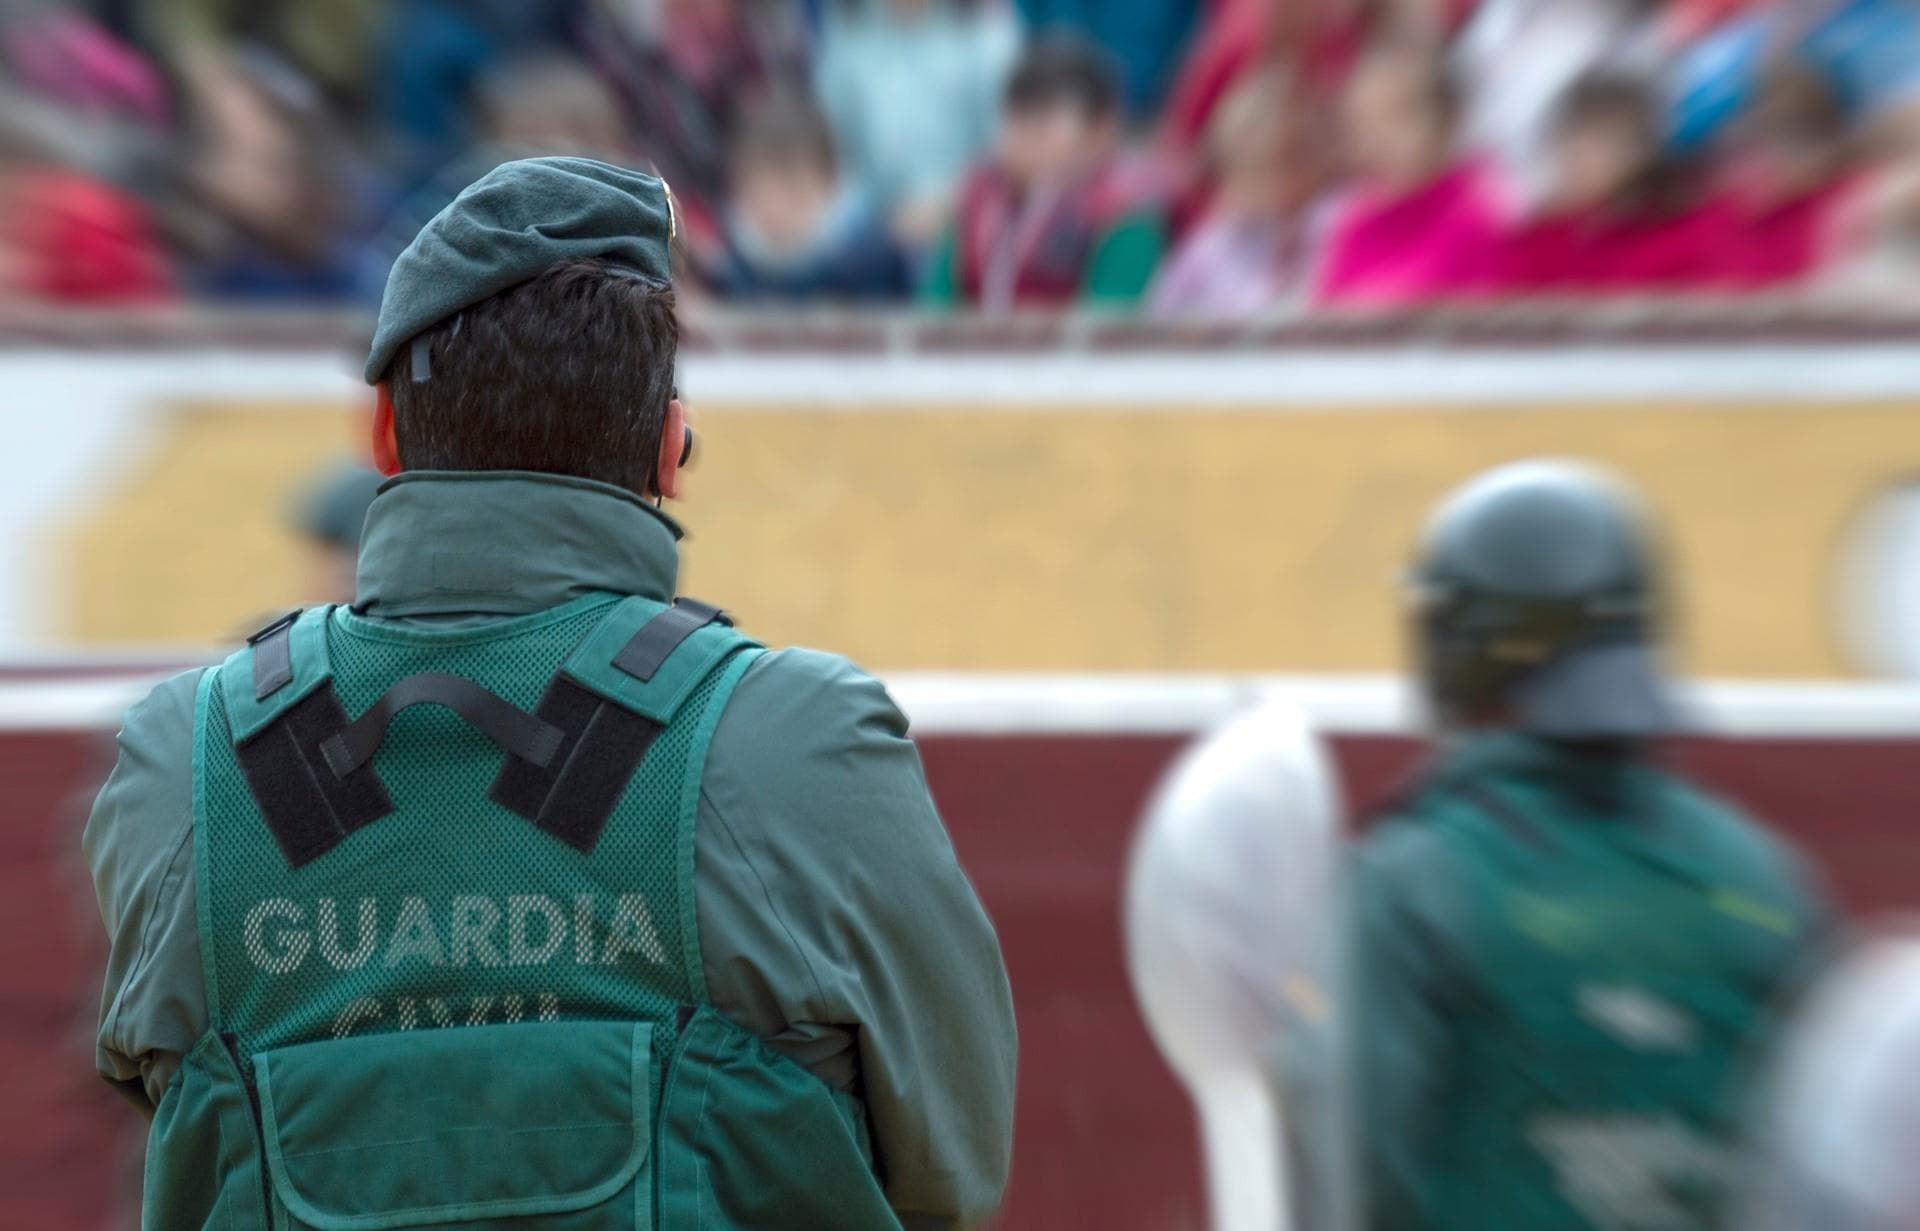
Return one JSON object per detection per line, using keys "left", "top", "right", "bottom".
{"left": 3, "top": 299, "right": 1919, "bottom": 354}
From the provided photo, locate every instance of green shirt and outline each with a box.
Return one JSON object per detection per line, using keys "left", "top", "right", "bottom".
{"left": 84, "top": 470, "right": 1018, "bottom": 1230}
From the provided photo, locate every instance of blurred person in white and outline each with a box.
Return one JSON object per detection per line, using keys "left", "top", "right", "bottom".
{"left": 706, "top": 95, "right": 911, "bottom": 301}
{"left": 1315, "top": 38, "right": 1507, "bottom": 305}
{"left": 1740, "top": 931, "right": 1920, "bottom": 1231}
{"left": 1453, "top": 0, "right": 1666, "bottom": 208}
{"left": 815, "top": 0, "right": 1022, "bottom": 251}
{"left": 1147, "top": 67, "right": 1333, "bottom": 316}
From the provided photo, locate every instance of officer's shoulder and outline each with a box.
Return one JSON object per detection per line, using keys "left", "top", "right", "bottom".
{"left": 117, "top": 667, "right": 207, "bottom": 750}
{"left": 727, "top": 646, "right": 907, "bottom": 734}
{"left": 1652, "top": 765, "right": 1814, "bottom": 886}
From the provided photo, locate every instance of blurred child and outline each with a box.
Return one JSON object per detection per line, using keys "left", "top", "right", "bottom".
{"left": 1495, "top": 72, "right": 1734, "bottom": 294}
{"left": 708, "top": 97, "right": 910, "bottom": 302}
{"left": 815, "top": 0, "right": 1020, "bottom": 250}
{"left": 924, "top": 35, "right": 1166, "bottom": 310}
{"left": 1720, "top": 61, "right": 1863, "bottom": 288}
{"left": 1316, "top": 40, "right": 1506, "bottom": 306}
{"left": 581, "top": 0, "right": 812, "bottom": 229}
{"left": 1822, "top": 129, "right": 1920, "bottom": 302}
{"left": 180, "top": 56, "right": 363, "bottom": 299}
{"left": 1148, "top": 68, "right": 1332, "bottom": 316}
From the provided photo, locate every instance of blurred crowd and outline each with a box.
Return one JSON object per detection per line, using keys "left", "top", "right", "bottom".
{"left": 3, "top": 0, "right": 1920, "bottom": 315}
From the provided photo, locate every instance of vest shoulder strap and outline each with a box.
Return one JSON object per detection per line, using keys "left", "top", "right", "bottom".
{"left": 560, "top": 596, "right": 761, "bottom": 722}
{"left": 219, "top": 607, "right": 338, "bottom": 741}
{"left": 490, "top": 597, "right": 762, "bottom": 854}
{"left": 215, "top": 608, "right": 395, "bottom": 869}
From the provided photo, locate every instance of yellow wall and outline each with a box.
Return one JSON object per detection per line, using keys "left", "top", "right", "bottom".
{"left": 51, "top": 399, "right": 1920, "bottom": 675}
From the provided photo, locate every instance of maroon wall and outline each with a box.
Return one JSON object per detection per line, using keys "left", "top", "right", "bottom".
{"left": 12, "top": 727, "right": 1920, "bottom": 1230}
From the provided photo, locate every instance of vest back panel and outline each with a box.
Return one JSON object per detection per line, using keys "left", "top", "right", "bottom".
{"left": 193, "top": 594, "right": 752, "bottom": 1059}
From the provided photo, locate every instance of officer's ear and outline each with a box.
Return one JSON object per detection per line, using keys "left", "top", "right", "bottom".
{"left": 654, "top": 396, "right": 688, "bottom": 502}
{"left": 371, "top": 384, "right": 402, "bottom": 477}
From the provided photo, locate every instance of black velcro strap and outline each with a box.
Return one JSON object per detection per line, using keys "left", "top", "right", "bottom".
{"left": 612, "top": 599, "right": 730, "bottom": 683}
{"left": 490, "top": 675, "right": 664, "bottom": 854}
{"left": 317, "top": 672, "right": 564, "bottom": 779}
{"left": 248, "top": 610, "right": 300, "bottom": 701}
{"left": 235, "top": 683, "right": 393, "bottom": 868}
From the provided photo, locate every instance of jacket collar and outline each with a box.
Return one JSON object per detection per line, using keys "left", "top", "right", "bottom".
{"left": 354, "top": 470, "right": 680, "bottom": 618}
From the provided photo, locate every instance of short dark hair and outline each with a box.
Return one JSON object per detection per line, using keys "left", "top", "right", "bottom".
{"left": 384, "top": 258, "right": 678, "bottom": 495}
{"left": 1004, "top": 34, "right": 1121, "bottom": 120}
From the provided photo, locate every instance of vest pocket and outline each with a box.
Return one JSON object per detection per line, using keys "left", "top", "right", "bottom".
{"left": 251, "top": 1019, "right": 652, "bottom": 1230}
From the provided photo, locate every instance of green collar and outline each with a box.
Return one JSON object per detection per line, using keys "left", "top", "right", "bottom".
{"left": 354, "top": 471, "right": 681, "bottom": 618}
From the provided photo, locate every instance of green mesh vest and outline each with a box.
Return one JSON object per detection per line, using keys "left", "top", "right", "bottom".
{"left": 1412, "top": 761, "right": 1806, "bottom": 1231}
{"left": 144, "top": 593, "right": 905, "bottom": 1231}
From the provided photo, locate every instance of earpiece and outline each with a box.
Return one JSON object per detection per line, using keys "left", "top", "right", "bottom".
{"left": 681, "top": 426, "right": 695, "bottom": 468}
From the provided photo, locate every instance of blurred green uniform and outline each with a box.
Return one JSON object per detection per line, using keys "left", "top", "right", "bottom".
{"left": 1354, "top": 730, "right": 1830, "bottom": 1231}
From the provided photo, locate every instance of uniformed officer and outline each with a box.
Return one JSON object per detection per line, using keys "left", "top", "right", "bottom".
{"left": 84, "top": 157, "right": 1017, "bottom": 1230}
{"left": 1352, "top": 459, "right": 1831, "bottom": 1230}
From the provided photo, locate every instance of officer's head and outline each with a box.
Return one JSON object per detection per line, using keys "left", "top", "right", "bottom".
{"left": 1406, "top": 459, "right": 1677, "bottom": 739}
{"left": 364, "top": 157, "right": 687, "bottom": 503}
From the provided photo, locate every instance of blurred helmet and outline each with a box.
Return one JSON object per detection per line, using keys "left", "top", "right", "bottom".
{"left": 1408, "top": 459, "right": 1677, "bottom": 739}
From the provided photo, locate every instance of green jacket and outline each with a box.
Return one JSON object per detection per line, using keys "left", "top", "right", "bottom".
{"left": 85, "top": 470, "right": 1018, "bottom": 1230}
{"left": 1352, "top": 732, "right": 1830, "bottom": 1231}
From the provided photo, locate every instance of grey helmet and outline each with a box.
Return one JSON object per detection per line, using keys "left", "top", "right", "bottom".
{"left": 1407, "top": 459, "right": 1678, "bottom": 738}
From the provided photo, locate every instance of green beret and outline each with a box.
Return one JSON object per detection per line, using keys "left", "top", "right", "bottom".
{"left": 364, "top": 156, "right": 675, "bottom": 385}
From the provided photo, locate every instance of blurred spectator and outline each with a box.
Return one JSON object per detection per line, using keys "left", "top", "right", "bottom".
{"left": 0, "top": 158, "right": 174, "bottom": 304}
{"left": 176, "top": 56, "right": 364, "bottom": 299}
{"left": 1148, "top": 67, "right": 1332, "bottom": 315}
{"left": 0, "top": 7, "right": 173, "bottom": 304}
{"left": 360, "top": 53, "right": 633, "bottom": 299}
{"left": 707, "top": 97, "right": 911, "bottom": 302}
{"left": 3, "top": 7, "right": 166, "bottom": 127}
{"left": 816, "top": 0, "right": 1021, "bottom": 252}
{"left": 1824, "top": 130, "right": 1920, "bottom": 301}
{"left": 1317, "top": 39, "right": 1506, "bottom": 304}
{"left": 1014, "top": 0, "right": 1202, "bottom": 116}
{"left": 374, "top": 0, "right": 583, "bottom": 181}
{"left": 1454, "top": 0, "right": 1666, "bottom": 207}
{"left": 1161, "top": 0, "right": 1465, "bottom": 149}
{"left": 1720, "top": 60, "right": 1863, "bottom": 288}
{"left": 142, "top": 0, "right": 381, "bottom": 116}
{"left": 1494, "top": 71, "right": 1734, "bottom": 293}
{"left": 1672, "top": 0, "right": 1920, "bottom": 156}
{"left": 924, "top": 34, "right": 1166, "bottom": 309}
{"left": 581, "top": 0, "right": 812, "bottom": 242}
